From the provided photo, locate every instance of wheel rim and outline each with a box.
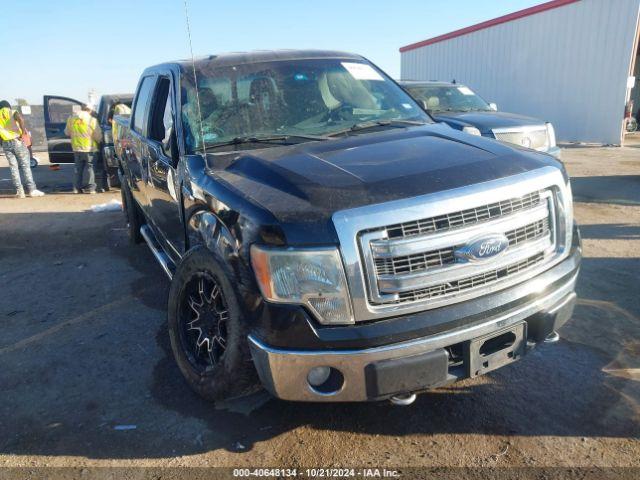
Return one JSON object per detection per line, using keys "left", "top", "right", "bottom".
{"left": 178, "top": 272, "right": 229, "bottom": 372}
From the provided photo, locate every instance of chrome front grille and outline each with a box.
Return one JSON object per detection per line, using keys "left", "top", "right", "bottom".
{"left": 332, "top": 167, "right": 573, "bottom": 322}
{"left": 362, "top": 189, "right": 556, "bottom": 306}
{"left": 493, "top": 126, "right": 549, "bottom": 151}
{"left": 375, "top": 217, "right": 550, "bottom": 277}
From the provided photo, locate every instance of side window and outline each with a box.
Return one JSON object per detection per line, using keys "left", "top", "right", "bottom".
{"left": 132, "top": 76, "right": 156, "bottom": 134}
{"left": 148, "top": 77, "right": 171, "bottom": 142}
{"left": 47, "top": 98, "right": 82, "bottom": 123}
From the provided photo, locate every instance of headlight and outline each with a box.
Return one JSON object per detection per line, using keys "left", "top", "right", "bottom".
{"left": 546, "top": 122, "right": 557, "bottom": 148}
{"left": 462, "top": 126, "right": 482, "bottom": 136}
{"left": 250, "top": 246, "right": 354, "bottom": 325}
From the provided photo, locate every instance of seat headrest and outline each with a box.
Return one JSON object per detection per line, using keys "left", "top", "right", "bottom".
{"left": 427, "top": 96, "right": 440, "bottom": 109}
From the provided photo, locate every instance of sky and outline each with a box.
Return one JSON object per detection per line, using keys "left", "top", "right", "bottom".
{"left": 3, "top": 0, "right": 543, "bottom": 105}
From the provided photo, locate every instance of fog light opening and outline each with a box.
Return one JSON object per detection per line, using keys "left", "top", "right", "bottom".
{"left": 307, "top": 366, "right": 344, "bottom": 395}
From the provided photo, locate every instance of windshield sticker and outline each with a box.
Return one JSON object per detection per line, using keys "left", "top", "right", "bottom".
{"left": 458, "top": 86, "right": 474, "bottom": 96}
{"left": 402, "top": 103, "right": 413, "bottom": 109}
{"left": 341, "top": 62, "right": 384, "bottom": 81}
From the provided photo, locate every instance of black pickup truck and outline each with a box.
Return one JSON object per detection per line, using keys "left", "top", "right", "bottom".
{"left": 114, "top": 50, "right": 581, "bottom": 404}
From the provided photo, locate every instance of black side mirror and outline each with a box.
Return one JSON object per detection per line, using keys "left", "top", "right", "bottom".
{"left": 162, "top": 127, "right": 179, "bottom": 165}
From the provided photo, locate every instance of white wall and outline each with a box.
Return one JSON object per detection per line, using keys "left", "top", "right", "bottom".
{"left": 401, "top": 0, "right": 640, "bottom": 145}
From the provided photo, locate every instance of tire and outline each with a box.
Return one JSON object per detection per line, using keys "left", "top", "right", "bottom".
{"left": 120, "top": 178, "right": 144, "bottom": 245}
{"left": 30, "top": 157, "right": 38, "bottom": 168}
{"left": 168, "top": 247, "right": 259, "bottom": 401}
{"left": 107, "top": 167, "right": 121, "bottom": 189}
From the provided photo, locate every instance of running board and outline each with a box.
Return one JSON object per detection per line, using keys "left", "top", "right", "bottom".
{"left": 140, "top": 225, "right": 175, "bottom": 280}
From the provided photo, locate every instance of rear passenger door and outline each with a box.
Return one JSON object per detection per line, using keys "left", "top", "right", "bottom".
{"left": 125, "top": 76, "right": 157, "bottom": 210}
{"left": 144, "top": 75, "right": 184, "bottom": 260}
{"left": 43, "top": 95, "right": 84, "bottom": 163}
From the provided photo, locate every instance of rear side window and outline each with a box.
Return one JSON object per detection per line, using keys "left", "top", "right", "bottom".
{"left": 148, "top": 77, "right": 172, "bottom": 142}
{"left": 47, "top": 98, "right": 82, "bottom": 123}
{"left": 132, "top": 77, "right": 156, "bottom": 134}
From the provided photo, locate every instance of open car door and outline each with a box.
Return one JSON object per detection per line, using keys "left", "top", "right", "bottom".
{"left": 43, "top": 95, "right": 84, "bottom": 163}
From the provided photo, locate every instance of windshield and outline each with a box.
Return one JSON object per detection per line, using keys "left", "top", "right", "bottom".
{"left": 405, "top": 85, "right": 492, "bottom": 113}
{"left": 181, "top": 58, "right": 431, "bottom": 153}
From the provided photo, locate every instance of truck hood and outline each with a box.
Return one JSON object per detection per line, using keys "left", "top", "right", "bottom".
{"left": 212, "top": 123, "right": 562, "bottom": 244}
{"left": 432, "top": 111, "right": 546, "bottom": 133}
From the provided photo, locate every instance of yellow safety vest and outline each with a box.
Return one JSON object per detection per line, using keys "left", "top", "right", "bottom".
{"left": 113, "top": 103, "right": 131, "bottom": 115}
{"left": 66, "top": 111, "right": 100, "bottom": 152}
{"left": 0, "top": 107, "right": 22, "bottom": 142}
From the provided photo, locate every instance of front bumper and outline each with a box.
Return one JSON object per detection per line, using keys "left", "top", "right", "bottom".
{"left": 249, "top": 256, "right": 579, "bottom": 402}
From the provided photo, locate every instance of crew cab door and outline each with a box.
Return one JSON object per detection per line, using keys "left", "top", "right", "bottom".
{"left": 43, "top": 95, "right": 84, "bottom": 163}
{"left": 143, "top": 75, "right": 185, "bottom": 260}
{"left": 123, "top": 76, "right": 157, "bottom": 212}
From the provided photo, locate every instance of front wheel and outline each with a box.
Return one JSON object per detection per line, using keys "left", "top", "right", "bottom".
{"left": 167, "top": 247, "right": 259, "bottom": 401}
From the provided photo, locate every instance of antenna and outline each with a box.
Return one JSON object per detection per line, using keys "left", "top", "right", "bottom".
{"left": 183, "top": 0, "right": 207, "bottom": 156}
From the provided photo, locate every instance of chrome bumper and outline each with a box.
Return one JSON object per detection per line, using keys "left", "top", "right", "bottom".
{"left": 249, "top": 268, "right": 578, "bottom": 402}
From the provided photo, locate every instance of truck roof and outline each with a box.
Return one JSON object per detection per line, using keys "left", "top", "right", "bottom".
{"left": 144, "top": 49, "right": 366, "bottom": 73}
{"left": 100, "top": 94, "right": 134, "bottom": 102}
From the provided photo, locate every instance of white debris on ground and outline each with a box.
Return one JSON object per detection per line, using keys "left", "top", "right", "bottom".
{"left": 89, "top": 199, "right": 122, "bottom": 213}
{"left": 113, "top": 425, "right": 137, "bottom": 431}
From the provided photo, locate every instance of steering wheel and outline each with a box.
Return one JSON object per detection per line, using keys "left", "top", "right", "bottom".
{"left": 322, "top": 104, "right": 355, "bottom": 123}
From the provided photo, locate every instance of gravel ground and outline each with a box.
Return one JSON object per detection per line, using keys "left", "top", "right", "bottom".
{"left": 0, "top": 147, "right": 638, "bottom": 478}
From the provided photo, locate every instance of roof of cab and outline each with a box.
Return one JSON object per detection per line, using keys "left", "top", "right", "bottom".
{"left": 144, "top": 49, "right": 365, "bottom": 74}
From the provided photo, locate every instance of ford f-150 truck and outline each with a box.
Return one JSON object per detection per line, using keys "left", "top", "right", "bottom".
{"left": 114, "top": 50, "right": 581, "bottom": 404}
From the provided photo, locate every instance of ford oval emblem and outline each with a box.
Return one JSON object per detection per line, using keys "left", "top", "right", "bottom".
{"left": 455, "top": 234, "right": 509, "bottom": 263}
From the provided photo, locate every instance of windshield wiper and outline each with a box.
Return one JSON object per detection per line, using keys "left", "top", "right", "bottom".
{"left": 205, "top": 133, "right": 330, "bottom": 149}
{"left": 327, "top": 119, "right": 427, "bottom": 137}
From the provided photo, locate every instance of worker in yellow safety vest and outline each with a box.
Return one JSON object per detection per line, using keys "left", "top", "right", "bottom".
{"left": 0, "top": 100, "right": 45, "bottom": 198}
{"left": 65, "top": 103, "right": 102, "bottom": 194}
{"left": 110, "top": 104, "right": 131, "bottom": 161}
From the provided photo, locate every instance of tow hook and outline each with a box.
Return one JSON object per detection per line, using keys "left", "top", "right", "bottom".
{"left": 390, "top": 393, "right": 417, "bottom": 406}
{"left": 544, "top": 331, "right": 560, "bottom": 343}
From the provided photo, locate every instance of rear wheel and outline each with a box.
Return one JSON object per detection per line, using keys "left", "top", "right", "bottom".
{"left": 168, "top": 247, "right": 259, "bottom": 401}
{"left": 120, "top": 176, "right": 144, "bottom": 244}
{"left": 108, "top": 167, "right": 121, "bottom": 188}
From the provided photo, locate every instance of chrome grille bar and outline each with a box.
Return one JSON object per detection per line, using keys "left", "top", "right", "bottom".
{"left": 386, "top": 191, "right": 542, "bottom": 239}
{"left": 396, "top": 253, "right": 546, "bottom": 304}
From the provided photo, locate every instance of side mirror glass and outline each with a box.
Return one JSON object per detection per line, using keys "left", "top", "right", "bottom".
{"left": 489, "top": 103, "right": 498, "bottom": 111}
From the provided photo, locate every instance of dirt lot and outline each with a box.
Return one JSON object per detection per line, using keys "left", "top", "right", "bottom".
{"left": 0, "top": 147, "right": 638, "bottom": 477}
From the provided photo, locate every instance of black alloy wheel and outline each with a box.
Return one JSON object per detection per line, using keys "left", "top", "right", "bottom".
{"left": 179, "top": 273, "right": 229, "bottom": 371}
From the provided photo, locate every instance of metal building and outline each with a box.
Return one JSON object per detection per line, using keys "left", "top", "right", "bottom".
{"left": 400, "top": 0, "right": 640, "bottom": 145}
